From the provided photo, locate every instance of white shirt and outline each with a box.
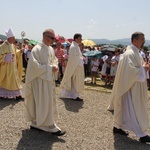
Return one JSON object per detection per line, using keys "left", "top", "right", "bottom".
{"left": 91, "top": 59, "right": 99, "bottom": 72}
{"left": 139, "top": 50, "right": 146, "bottom": 59}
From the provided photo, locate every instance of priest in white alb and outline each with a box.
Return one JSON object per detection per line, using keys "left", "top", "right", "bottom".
{"left": 107, "top": 32, "right": 150, "bottom": 143}
{"left": 25, "top": 29, "right": 65, "bottom": 136}
{"left": 60, "top": 33, "right": 84, "bottom": 101}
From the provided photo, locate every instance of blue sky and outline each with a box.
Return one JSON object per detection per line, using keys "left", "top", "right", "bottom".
{"left": 1, "top": 0, "right": 150, "bottom": 41}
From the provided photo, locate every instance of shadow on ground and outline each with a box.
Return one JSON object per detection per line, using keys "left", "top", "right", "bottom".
{"left": 84, "top": 81, "right": 113, "bottom": 93}
{"left": 0, "top": 98, "right": 20, "bottom": 110}
{"left": 85, "top": 82, "right": 113, "bottom": 88}
{"left": 17, "top": 129, "right": 66, "bottom": 150}
{"left": 59, "top": 97, "right": 84, "bottom": 112}
{"left": 113, "top": 134, "right": 150, "bottom": 150}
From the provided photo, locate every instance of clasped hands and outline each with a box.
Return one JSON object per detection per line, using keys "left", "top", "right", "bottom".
{"left": 4, "top": 53, "right": 15, "bottom": 63}
{"left": 52, "top": 65, "right": 58, "bottom": 73}
{"left": 143, "top": 62, "right": 150, "bottom": 71}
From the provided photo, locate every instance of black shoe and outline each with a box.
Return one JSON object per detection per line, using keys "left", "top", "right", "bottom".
{"left": 55, "top": 80, "right": 60, "bottom": 84}
{"left": 113, "top": 127, "right": 128, "bottom": 136}
{"left": 22, "top": 78, "right": 25, "bottom": 83}
{"left": 140, "top": 135, "right": 150, "bottom": 143}
{"left": 51, "top": 130, "right": 66, "bottom": 136}
{"left": 16, "top": 96, "right": 24, "bottom": 100}
{"left": 72, "top": 97, "right": 83, "bottom": 101}
{"left": 30, "top": 125, "right": 44, "bottom": 132}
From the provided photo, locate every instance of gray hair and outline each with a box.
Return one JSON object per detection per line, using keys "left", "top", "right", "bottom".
{"left": 43, "top": 29, "right": 55, "bottom": 36}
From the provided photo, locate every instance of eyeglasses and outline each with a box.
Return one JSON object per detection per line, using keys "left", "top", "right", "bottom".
{"left": 46, "top": 35, "right": 55, "bottom": 40}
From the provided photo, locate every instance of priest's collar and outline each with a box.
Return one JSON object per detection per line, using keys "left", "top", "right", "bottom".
{"left": 4, "top": 40, "right": 12, "bottom": 46}
{"left": 72, "top": 41, "right": 78, "bottom": 46}
{"left": 131, "top": 44, "right": 140, "bottom": 51}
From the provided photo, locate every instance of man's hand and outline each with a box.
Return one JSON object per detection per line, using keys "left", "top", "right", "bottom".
{"left": 143, "top": 63, "right": 150, "bottom": 71}
{"left": 111, "top": 62, "right": 116, "bottom": 66}
{"left": 52, "top": 65, "right": 58, "bottom": 73}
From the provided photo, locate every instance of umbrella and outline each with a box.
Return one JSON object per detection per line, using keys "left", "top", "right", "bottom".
{"left": 83, "top": 50, "right": 103, "bottom": 58}
{"left": 101, "top": 45, "right": 117, "bottom": 52}
{"left": 55, "top": 35, "right": 65, "bottom": 43}
{"left": 29, "top": 40, "right": 38, "bottom": 45}
{"left": 82, "top": 39, "right": 96, "bottom": 47}
{"left": 101, "top": 47, "right": 116, "bottom": 52}
{"left": 67, "top": 38, "right": 73, "bottom": 43}
{"left": 0, "top": 34, "right": 7, "bottom": 40}
{"left": 62, "top": 42, "right": 70, "bottom": 47}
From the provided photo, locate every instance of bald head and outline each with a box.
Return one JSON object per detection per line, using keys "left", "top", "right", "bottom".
{"left": 43, "top": 29, "right": 55, "bottom": 37}
{"left": 42, "top": 28, "right": 55, "bottom": 46}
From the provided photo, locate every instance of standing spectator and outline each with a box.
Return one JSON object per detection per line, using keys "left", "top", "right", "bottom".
{"left": 24, "top": 44, "right": 33, "bottom": 62}
{"left": 108, "top": 32, "right": 150, "bottom": 143}
{"left": 90, "top": 56, "right": 100, "bottom": 84}
{"left": 62, "top": 45, "right": 70, "bottom": 74}
{"left": 105, "top": 54, "right": 112, "bottom": 85}
{"left": 84, "top": 56, "right": 89, "bottom": 77}
{"left": 22, "top": 44, "right": 33, "bottom": 83}
{"left": 110, "top": 48, "right": 120, "bottom": 84}
{"left": 54, "top": 42, "right": 64, "bottom": 84}
{"left": 139, "top": 49, "right": 146, "bottom": 61}
{"left": 25, "top": 28, "right": 65, "bottom": 136}
{"left": 62, "top": 54, "right": 68, "bottom": 74}
{"left": 0, "top": 28, "right": 23, "bottom": 100}
{"left": 101, "top": 55, "right": 108, "bottom": 80}
{"left": 60, "top": 33, "right": 84, "bottom": 101}
{"left": 63, "top": 44, "right": 70, "bottom": 55}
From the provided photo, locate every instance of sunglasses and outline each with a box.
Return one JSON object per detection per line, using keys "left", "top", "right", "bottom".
{"left": 46, "top": 35, "right": 55, "bottom": 40}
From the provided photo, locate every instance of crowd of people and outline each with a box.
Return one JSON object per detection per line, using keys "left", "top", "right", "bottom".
{"left": 0, "top": 28, "right": 150, "bottom": 143}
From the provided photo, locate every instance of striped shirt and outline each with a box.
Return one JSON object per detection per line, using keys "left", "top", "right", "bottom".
{"left": 54, "top": 48, "right": 64, "bottom": 64}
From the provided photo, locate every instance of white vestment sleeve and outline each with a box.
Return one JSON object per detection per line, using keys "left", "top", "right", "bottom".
{"left": 79, "top": 57, "right": 84, "bottom": 66}
{"left": 39, "top": 65, "right": 52, "bottom": 81}
{"left": 137, "top": 67, "right": 146, "bottom": 82}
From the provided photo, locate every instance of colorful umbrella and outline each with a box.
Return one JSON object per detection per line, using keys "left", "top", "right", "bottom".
{"left": 101, "top": 47, "right": 116, "bottom": 52}
{"left": 55, "top": 35, "right": 65, "bottom": 43}
{"left": 82, "top": 39, "right": 96, "bottom": 47}
{"left": 29, "top": 40, "right": 38, "bottom": 45}
{"left": 83, "top": 50, "right": 103, "bottom": 58}
{"left": 67, "top": 38, "right": 73, "bottom": 43}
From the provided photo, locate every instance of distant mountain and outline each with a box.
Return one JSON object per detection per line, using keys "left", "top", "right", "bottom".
{"left": 92, "top": 38, "right": 150, "bottom": 46}
{"left": 1, "top": 33, "right": 150, "bottom": 46}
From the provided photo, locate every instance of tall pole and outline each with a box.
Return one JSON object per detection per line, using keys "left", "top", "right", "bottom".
{"left": 21, "top": 31, "right": 26, "bottom": 50}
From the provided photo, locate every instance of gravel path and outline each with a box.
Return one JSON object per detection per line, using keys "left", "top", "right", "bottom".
{"left": 0, "top": 83, "right": 150, "bottom": 150}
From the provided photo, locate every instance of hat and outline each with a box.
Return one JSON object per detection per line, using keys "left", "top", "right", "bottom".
{"left": 5, "top": 27, "right": 15, "bottom": 38}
